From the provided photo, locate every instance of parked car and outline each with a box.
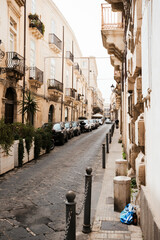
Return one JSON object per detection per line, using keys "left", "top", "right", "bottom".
{"left": 105, "top": 118, "right": 112, "bottom": 124}
{"left": 72, "top": 121, "right": 81, "bottom": 136}
{"left": 79, "top": 119, "right": 92, "bottom": 132}
{"left": 98, "top": 118, "right": 103, "bottom": 125}
{"left": 65, "top": 121, "right": 74, "bottom": 139}
{"left": 93, "top": 119, "right": 99, "bottom": 128}
{"left": 52, "top": 122, "right": 68, "bottom": 145}
{"left": 90, "top": 119, "right": 96, "bottom": 130}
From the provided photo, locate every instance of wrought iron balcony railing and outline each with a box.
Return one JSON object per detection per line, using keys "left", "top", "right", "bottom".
{"left": 65, "top": 88, "right": 76, "bottom": 98}
{"left": 49, "top": 33, "right": 62, "bottom": 50}
{"left": 48, "top": 79, "right": 63, "bottom": 92}
{"left": 29, "top": 67, "right": 43, "bottom": 84}
{"left": 66, "top": 51, "right": 74, "bottom": 63}
{"left": 5, "top": 52, "right": 24, "bottom": 74}
{"left": 15, "top": 0, "right": 25, "bottom": 7}
{"left": 74, "top": 62, "right": 80, "bottom": 71}
{"left": 28, "top": 14, "right": 45, "bottom": 36}
{"left": 85, "top": 99, "right": 88, "bottom": 105}
{"left": 75, "top": 93, "right": 81, "bottom": 101}
{"left": 79, "top": 69, "right": 82, "bottom": 75}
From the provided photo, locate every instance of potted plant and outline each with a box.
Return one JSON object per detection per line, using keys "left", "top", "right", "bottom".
{"left": 19, "top": 91, "right": 39, "bottom": 125}
{"left": 0, "top": 119, "right": 14, "bottom": 174}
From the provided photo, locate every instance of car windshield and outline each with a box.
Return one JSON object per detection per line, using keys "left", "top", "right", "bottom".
{"left": 65, "top": 123, "right": 70, "bottom": 128}
{"left": 84, "top": 120, "right": 88, "bottom": 123}
{"left": 72, "top": 122, "right": 76, "bottom": 127}
{"left": 53, "top": 123, "right": 61, "bottom": 131}
{"left": 90, "top": 120, "right": 94, "bottom": 123}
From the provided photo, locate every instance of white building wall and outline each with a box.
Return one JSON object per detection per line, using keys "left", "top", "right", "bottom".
{"left": 142, "top": 0, "right": 160, "bottom": 216}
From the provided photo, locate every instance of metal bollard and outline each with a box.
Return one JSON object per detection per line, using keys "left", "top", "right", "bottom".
{"left": 111, "top": 124, "right": 114, "bottom": 137}
{"left": 65, "top": 191, "right": 76, "bottom": 240}
{"left": 113, "top": 123, "right": 115, "bottom": 135}
{"left": 109, "top": 129, "right": 112, "bottom": 143}
{"left": 106, "top": 133, "right": 109, "bottom": 153}
{"left": 102, "top": 144, "right": 106, "bottom": 168}
{"left": 82, "top": 167, "right": 92, "bottom": 234}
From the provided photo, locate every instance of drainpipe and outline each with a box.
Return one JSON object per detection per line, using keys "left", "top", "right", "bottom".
{"left": 22, "top": 0, "right": 26, "bottom": 123}
{"left": 71, "top": 41, "right": 74, "bottom": 121}
{"left": 61, "top": 26, "right": 64, "bottom": 122}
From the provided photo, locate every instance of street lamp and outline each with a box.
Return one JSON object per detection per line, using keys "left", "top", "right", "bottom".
{"left": 12, "top": 54, "right": 20, "bottom": 67}
{"left": 111, "top": 84, "right": 115, "bottom": 92}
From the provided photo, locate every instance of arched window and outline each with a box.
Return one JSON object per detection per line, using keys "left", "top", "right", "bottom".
{"left": 5, "top": 88, "right": 15, "bottom": 124}
{"left": 48, "top": 105, "right": 54, "bottom": 122}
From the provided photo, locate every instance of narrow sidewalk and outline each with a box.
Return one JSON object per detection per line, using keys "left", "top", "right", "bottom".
{"left": 88, "top": 129, "right": 143, "bottom": 240}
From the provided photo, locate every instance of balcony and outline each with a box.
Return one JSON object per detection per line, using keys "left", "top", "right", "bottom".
{"left": 66, "top": 51, "right": 74, "bottom": 66}
{"left": 49, "top": 33, "right": 62, "bottom": 54}
{"left": 65, "top": 88, "right": 76, "bottom": 104}
{"left": 48, "top": 79, "right": 63, "bottom": 102}
{"left": 83, "top": 99, "right": 88, "bottom": 107}
{"left": 29, "top": 67, "right": 43, "bottom": 88}
{"left": 104, "top": 0, "right": 123, "bottom": 12}
{"left": 28, "top": 14, "right": 45, "bottom": 39}
{"left": 74, "top": 93, "right": 81, "bottom": 106}
{"left": 5, "top": 52, "right": 24, "bottom": 80}
{"left": 74, "top": 63, "right": 82, "bottom": 78}
{"left": 14, "top": 0, "right": 25, "bottom": 6}
{"left": 101, "top": 3, "right": 124, "bottom": 64}
{"left": 85, "top": 99, "right": 88, "bottom": 105}
{"left": 74, "top": 63, "right": 80, "bottom": 75}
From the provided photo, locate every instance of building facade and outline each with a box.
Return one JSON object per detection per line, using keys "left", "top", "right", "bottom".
{"left": 101, "top": 0, "right": 160, "bottom": 239}
{"left": 0, "top": 0, "right": 104, "bottom": 128}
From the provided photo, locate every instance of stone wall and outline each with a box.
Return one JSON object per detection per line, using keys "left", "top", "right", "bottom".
{"left": 140, "top": 186, "right": 160, "bottom": 240}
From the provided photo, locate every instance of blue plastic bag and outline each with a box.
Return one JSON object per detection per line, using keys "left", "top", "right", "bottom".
{"left": 120, "top": 203, "right": 136, "bottom": 224}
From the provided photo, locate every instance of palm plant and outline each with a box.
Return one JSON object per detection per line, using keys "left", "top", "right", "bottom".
{"left": 20, "top": 91, "right": 39, "bottom": 125}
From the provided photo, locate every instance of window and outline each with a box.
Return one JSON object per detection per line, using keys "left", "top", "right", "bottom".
{"left": 50, "top": 58, "right": 55, "bottom": 79}
{"left": 30, "top": 40, "right": 36, "bottom": 66}
{"left": 128, "top": 93, "right": 133, "bottom": 117}
{"left": 82, "top": 60, "right": 87, "bottom": 68}
{"left": 31, "top": 0, "right": 36, "bottom": 14}
{"left": 66, "top": 70, "right": 69, "bottom": 88}
{"left": 9, "top": 17, "right": 17, "bottom": 52}
{"left": 10, "top": 32, "right": 14, "bottom": 51}
{"left": 51, "top": 19, "right": 56, "bottom": 34}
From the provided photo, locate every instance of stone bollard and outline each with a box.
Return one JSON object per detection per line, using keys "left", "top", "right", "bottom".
{"left": 114, "top": 176, "right": 131, "bottom": 212}
{"left": 115, "top": 159, "right": 128, "bottom": 176}
{"left": 65, "top": 191, "right": 76, "bottom": 240}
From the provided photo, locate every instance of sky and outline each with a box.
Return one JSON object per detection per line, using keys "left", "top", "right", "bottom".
{"left": 52, "top": 0, "right": 115, "bottom": 103}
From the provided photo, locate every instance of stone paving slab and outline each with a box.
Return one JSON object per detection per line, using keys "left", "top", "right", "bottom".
{"left": 101, "top": 220, "right": 128, "bottom": 231}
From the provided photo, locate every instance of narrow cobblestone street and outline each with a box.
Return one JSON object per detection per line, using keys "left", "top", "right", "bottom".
{"left": 0, "top": 125, "right": 110, "bottom": 240}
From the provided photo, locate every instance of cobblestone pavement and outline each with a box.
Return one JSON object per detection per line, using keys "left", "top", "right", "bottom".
{"left": 0, "top": 124, "right": 110, "bottom": 240}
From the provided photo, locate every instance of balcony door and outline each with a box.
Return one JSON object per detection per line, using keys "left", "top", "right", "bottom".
{"left": 65, "top": 107, "right": 68, "bottom": 121}
{"left": 30, "top": 40, "right": 36, "bottom": 78}
{"left": 31, "top": 0, "right": 36, "bottom": 14}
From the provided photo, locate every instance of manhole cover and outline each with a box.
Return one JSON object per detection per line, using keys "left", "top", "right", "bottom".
{"left": 101, "top": 221, "right": 128, "bottom": 231}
